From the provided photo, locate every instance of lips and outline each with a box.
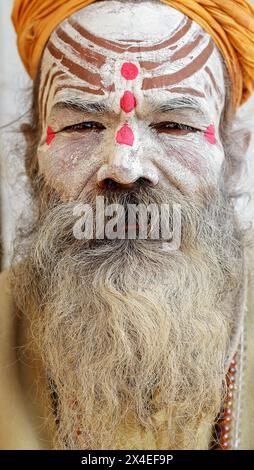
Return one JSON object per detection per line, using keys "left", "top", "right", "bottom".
{"left": 125, "top": 223, "right": 139, "bottom": 232}
{"left": 124, "top": 222, "right": 157, "bottom": 237}
{"left": 124, "top": 212, "right": 152, "bottom": 231}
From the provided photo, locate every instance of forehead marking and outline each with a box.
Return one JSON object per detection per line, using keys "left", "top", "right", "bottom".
{"left": 142, "top": 39, "right": 214, "bottom": 90}
{"left": 47, "top": 41, "right": 102, "bottom": 87}
{"left": 56, "top": 27, "right": 106, "bottom": 68}
{"left": 69, "top": 17, "right": 192, "bottom": 54}
{"left": 167, "top": 87, "right": 206, "bottom": 98}
{"left": 171, "top": 33, "right": 203, "bottom": 62}
{"left": 40, "top": 68, "right": 51, "bottom": 116}
{"left": 117, "top": 62, "right": 138, "bottom": 147}
{"left": 55, "top": 83, "right": 105, "bottom": 97}
{"left": 43, "top": 70, "right": 65, "bottom": 121}
{"left": 140, "top": 60, "right": 168, "bottom": 71}
{"left": 204, "top": 66, "right": 224, "bottom": 101}
{"left": 139, "top": 32, "right": 203, "bottom": 71}
{"left": 116, "top": 123, "right": 135, "bottom": 147}
{"left": 120, "top": 91, "right": 137, "bottom": 113}
{"left": 118, "top": 39, "right": 144, "bottom": 43}
{"left": 121, "top": 62, "right": 139, "bottom": 80}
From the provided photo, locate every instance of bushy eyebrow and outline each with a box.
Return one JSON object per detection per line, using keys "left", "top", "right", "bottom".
{"left": 52, "top": 99, "right": 110, "bottom": 115}
{"left": 150, "top": 96, "right": 208, "bottom": 119}
{"left": 52, "top": 96, "right": 209, "bottom": 121}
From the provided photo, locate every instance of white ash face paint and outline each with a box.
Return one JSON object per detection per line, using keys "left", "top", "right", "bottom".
{"left": 37, "top": 0, "right": 226, "bottom": 201}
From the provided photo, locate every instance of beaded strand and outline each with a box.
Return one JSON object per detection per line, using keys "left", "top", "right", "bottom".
{"left": 217, "top": 354, "right": 237, "bottom": 449}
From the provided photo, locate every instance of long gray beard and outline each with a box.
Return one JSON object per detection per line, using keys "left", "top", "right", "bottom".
{"left": 11, "top": 180, "right": 246, "bottom": 449}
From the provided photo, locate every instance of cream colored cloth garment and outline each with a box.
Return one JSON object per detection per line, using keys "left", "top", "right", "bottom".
{"left": 0, "top": 265, "right": 253, "bottom": 450}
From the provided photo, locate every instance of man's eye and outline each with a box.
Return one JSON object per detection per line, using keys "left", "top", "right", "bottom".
{"left": 62, "top": 121, "right": 106, "bottom": 133}
{"left": 151, "top": 122, "right": 199, "bottom": 134}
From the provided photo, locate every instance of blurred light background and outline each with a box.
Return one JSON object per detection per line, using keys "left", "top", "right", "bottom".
{"left": 0, "top": 0, "right": 254, "bottom": 269}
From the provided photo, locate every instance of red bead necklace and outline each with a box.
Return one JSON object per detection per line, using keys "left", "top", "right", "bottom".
{"left": 217, "top": 354, "right": 238, "bottom": 450}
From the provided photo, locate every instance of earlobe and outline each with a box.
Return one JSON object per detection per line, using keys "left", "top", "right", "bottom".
{"left": 232, "top": 128, "right": 252, "bottom": 157}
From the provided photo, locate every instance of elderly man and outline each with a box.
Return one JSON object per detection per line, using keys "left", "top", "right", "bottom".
{"left": 0, "top": 0, "right": 254, "bottom": 450}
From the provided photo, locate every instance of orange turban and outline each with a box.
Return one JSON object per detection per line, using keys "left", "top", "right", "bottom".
{"left": 12, "top": 0, "right": 254, "bottom": 110}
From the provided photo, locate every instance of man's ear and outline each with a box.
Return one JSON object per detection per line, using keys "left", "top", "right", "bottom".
{"left": 20, "top": 122, "right": 39, "bottom": 184}
{"left": 227, "top": 126, "right": 254, "bottom": 228}
{"left": 234, "top": 128, "right": 252, "bottom": 156}
{"left": 224, "top": 126, "right": 252, "bottom": 191}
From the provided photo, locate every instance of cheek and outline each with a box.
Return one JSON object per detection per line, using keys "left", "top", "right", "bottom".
{"left": 156, "top": 133, "right": 225, "bottom": 192}
{"left": 37, "top": 132, "right": 103, "bottom": 200}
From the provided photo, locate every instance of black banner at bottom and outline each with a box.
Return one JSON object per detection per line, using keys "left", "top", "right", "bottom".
{"left": 0, "top": 450, "right": 252, "bottom": 468}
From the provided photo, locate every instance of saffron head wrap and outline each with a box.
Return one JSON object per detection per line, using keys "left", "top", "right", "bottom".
{"left": 12, "top": 0, "right": 254, "bottom": 109}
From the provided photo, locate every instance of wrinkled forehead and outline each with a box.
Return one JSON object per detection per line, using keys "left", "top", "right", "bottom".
{"left": 39, "top": 0, "right": 226, "bottom": 122}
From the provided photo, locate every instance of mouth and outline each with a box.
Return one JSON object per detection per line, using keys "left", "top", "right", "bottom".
{"left": 86, "top": 209, "right": 162, "bottom": 242}
{"left": 124, "top": 222, "right": 157, "bottom": 238}
{"left": 125, "top": 223, "right": 139, "bottom": 233}
{"left": 124, "top": 212, "right": 154, "bottom": 237}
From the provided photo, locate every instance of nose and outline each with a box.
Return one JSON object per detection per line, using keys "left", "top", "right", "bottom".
{"left": 97, "top": 149, "right": 159, "bottom": 190}
{"left": 99, "top": 177, "right": 154, "bottom": 191}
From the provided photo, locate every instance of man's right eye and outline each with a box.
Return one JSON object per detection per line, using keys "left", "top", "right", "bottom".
{"left": 62, "top": 121, "right": 106, "bottom": 133}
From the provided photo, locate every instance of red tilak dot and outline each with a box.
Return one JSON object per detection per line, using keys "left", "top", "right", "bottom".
{"left": 120, "top": 91, "right": 137, "bottom": 113}
{"left": 116, "top": 123, "right": 135, "bottom": 147}
{"left": 46, "top": 126, "right": 55, "bottom": 145}
{"left": 121, "top": 62, "right": 139, "bottom": 80}
{"left": 205, "top": 124, "right": 216, "bottom": 145}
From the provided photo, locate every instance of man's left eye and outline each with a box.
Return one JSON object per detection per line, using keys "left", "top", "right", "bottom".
{"left": 151, "top": 122, "right": 199, "bottom": 134}
{"left": 62, "top": 121, "right": 106, "bottom": 132}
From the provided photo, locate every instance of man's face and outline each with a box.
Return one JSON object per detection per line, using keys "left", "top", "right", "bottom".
{"left": 38, "top": 0, "right": 226, "bottom": 201}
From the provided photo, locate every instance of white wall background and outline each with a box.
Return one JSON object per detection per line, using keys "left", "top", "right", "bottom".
{"left": 0, "top": 0, "right": 254, "bottom": 268}
{"left": 0, "top": 0, "right": 31, "bottom": 267}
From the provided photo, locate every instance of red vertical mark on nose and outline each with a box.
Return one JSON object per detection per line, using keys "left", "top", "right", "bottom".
{"left": 121, "top": 62, "right": 139, "bottom": 80}
{"left": 205, "top": 124, "right": 216, "bottom": 145}
{"left": 120, "top": 91, "right": 137, "bottom": 113}
{"left": 118, "top": 64, "right": 137, "bottom": 146}
{"left": 46, "top": 126, "right": 55, "bottom": 145}
{"left": 116, "top": 123, "right": 135, "bottom": 146}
